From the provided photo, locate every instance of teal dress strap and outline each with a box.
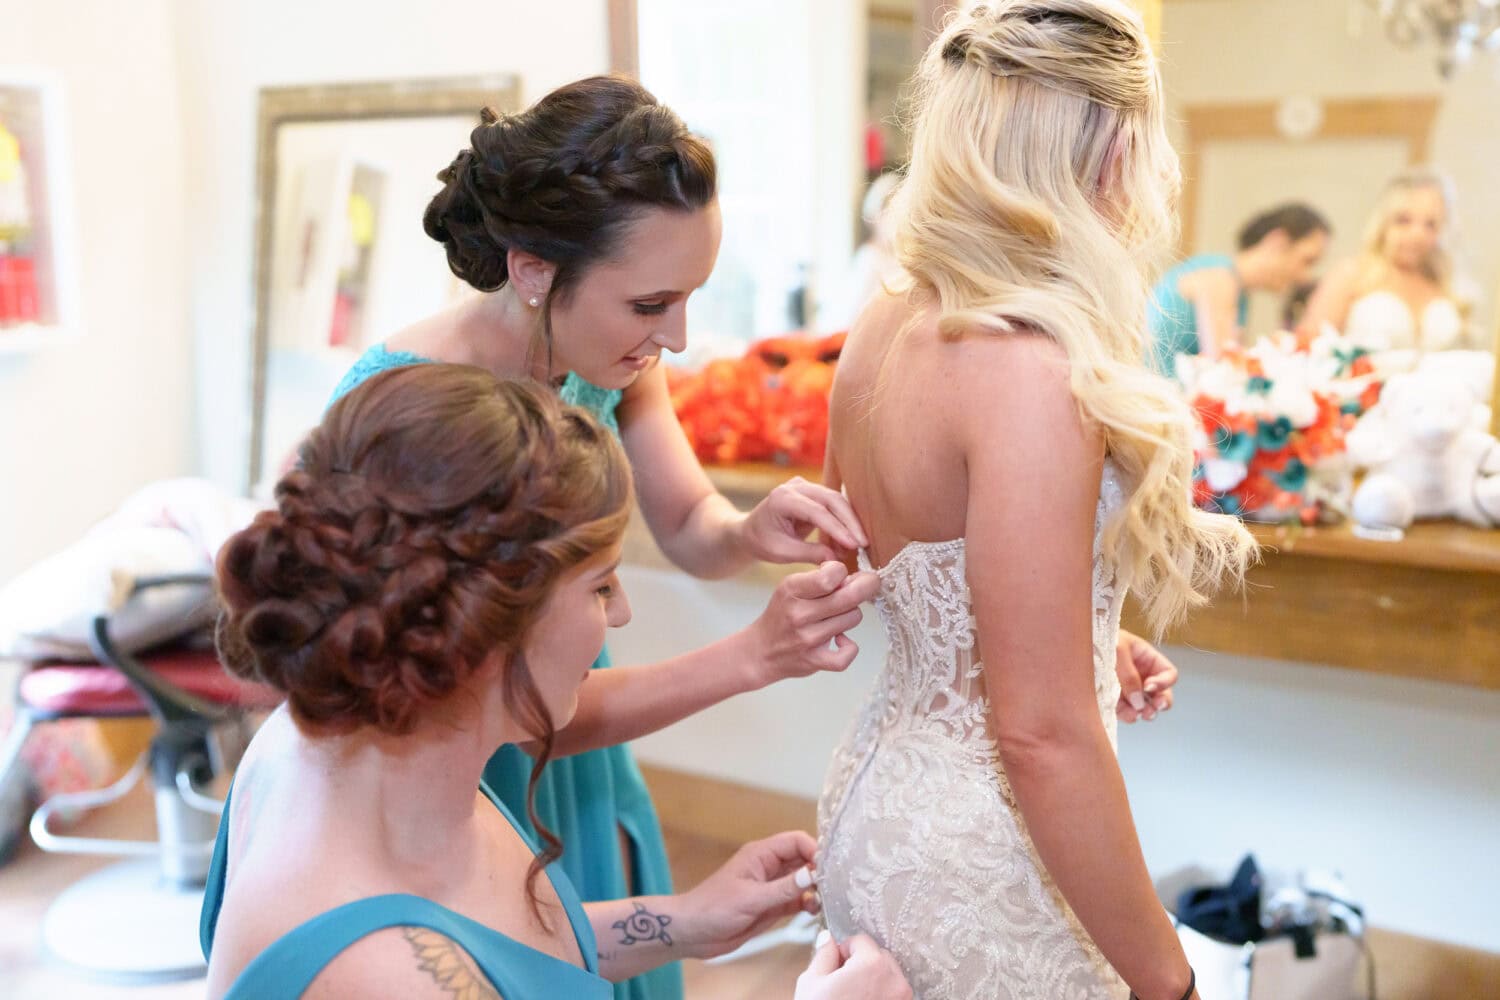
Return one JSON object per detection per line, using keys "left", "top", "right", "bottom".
{"left": 203, "top": 782, "right": 610, "bottom": 1000}
{"left": 328, "top": 343, "right": 435, "bottom": 405}
{"left": 198, "top": 779, "right": 232, "bottom": 960}
{"left": 326, "top": 348, "right": 681, "bottom": 1000}
{"left": 486, "top": 373, "right": 682, "bottom": 1000}
{"left": 223, "top": 894, "right": 609, "bottom": 1000}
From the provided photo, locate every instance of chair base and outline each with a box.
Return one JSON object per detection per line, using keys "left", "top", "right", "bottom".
{"left": 40, "top": 858, "right": 206, "bottom": 984}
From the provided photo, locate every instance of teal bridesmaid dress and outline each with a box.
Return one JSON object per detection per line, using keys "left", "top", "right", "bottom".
{"left": 326, "top": 345, "right": 684, "bottom": 1000}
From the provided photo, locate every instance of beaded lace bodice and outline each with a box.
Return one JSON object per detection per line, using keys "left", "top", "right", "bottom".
{"left": 815, "top": 462, "right": 1129, "bottom": 1000}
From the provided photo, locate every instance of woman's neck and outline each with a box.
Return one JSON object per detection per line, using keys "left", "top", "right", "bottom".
{"left": 454, "top": 289, "right": 557, "bottom": 384}
{"left": 292, "top": 696, "right": 514, "bottom": 879}
{"left": 1362, "top": 256, "right": 1439, "bottom": 299}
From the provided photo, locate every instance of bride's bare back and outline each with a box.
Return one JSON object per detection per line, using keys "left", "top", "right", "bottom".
{"left": 827, "top": 290, "right": 1103, "bottom": 568}
{"left": 817, "top": 290, "right": 1135, "bottom": 999}
{"left": 827, "top": 292, "right": 965, "bottom": 567}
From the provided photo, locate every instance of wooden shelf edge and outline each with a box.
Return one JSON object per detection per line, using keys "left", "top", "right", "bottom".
{"left": 700, "top": 464, "right": 1500, "bottom": 575}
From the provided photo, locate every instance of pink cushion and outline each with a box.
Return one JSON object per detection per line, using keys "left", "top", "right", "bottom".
{"left": 18, "top": 649, "right": 284, "bottom": 716}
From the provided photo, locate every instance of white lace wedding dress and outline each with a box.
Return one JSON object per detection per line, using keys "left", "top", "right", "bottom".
{"left": 1344, "top": 290, "right": 1463, "bottom": 353}
{"left": 817, "top": 462, "right": 1129, "bottom": 1000}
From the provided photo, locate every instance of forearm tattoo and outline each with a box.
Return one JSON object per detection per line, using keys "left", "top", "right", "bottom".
{"left": 403, "top": 928, "right": 501, "bottom": 1000}
{"left": 612, "top": 902, "right": 674, "bottom": 947}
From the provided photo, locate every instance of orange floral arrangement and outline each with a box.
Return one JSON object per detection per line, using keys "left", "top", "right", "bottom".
{"left": 668, "top": 333, "right": 846, "bottom": 468}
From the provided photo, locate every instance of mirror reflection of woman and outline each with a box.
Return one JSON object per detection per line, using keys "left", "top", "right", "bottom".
{"left": 1147, "top": 203, "right": 1330, "bottom": 377}
{"left": 1301, "top": 168, "right": 1470, "bottom": 353}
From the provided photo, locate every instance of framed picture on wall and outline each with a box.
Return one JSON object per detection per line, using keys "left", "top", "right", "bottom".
{"left": 269, "top": 153, "right": 388, "bottom": 355}
{"left": 0, "top": 73, "right": 79, "bottom": 352}
{"left": 246, "top": 74, "right": 520, "bottom": 491}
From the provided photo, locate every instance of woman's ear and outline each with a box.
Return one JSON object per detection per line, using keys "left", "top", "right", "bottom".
{"left": 508, "top": 248, "right": 556, "bottom": 303}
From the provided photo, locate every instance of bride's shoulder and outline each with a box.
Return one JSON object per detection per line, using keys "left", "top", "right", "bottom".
{"left": 944, "top": 322, "right": 1068, "bottom": 385}
{"left": 1309, "top": 257, "right": 1361, "bottom": 299}
{"left": 845, "top": 293, "right": 1070, "bottom": 410}
{"left": 942, "top": 329, "right": 1081, "bottom": 453}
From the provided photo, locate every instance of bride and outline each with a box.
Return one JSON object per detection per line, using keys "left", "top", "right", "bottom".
{"left": 1301, "top": 168, "right": 1470, "bottom": 353}
{"left": 815, "top": 3, "right": 1254, "bottom": 999}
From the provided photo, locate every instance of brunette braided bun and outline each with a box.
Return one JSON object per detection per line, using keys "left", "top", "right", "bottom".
{"left": 217, "top": 364, "right": 630, "bottom": 921}
{"left": 216, "top": 364, "right": 631, "bottom": 736}
{"left": 423, "top": 75, "right": 716, "bottom": 297}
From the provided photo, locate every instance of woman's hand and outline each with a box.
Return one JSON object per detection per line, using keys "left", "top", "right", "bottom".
{"left": 737, "top": 477, "right": 869, "bottom": 565}
{"left": 676, "top": 831, "right": 821, "bottom": 960}
{"left": 745, "top": 562, "right": 880, "bottom": 687}
{"left": 796, "top": 935, "right": 912, "bottom": 1000}
{"left": 1115, "top": 630, "right": 1178, "bottom": 723}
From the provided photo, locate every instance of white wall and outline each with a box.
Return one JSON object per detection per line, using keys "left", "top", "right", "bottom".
{"left": 637, "top": 0, "right": 864, "bottom": 341}
{"left": 168, "top": 0, "right": 611, "bottom": 493}
{"left": 614, "top": 564, "right": 1500, "bottom": 952}
{"left": 1160, "top": 0, "right": 1500, "bottom": 339}
{"left": 0, "top": 0, "right": 192, "bottom": 582}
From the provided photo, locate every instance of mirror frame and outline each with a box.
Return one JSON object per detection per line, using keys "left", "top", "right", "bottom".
{"left": 247, "top": 74, "right": 521, "bottom": 489}
{"left": 1179, "top": 94, "right": 1440, "bottom": 256}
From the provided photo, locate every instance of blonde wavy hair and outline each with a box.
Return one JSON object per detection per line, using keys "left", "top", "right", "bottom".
{"left": 1356, "top": 167, "right": 1458, "bottom": 295}
{"left": 892, "top": 0, "right": 1254, "bottom": 633}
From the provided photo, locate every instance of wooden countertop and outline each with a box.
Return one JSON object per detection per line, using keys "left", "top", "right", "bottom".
{"left": 704, "top": 463, "right": 1500, "bottom": 576}
{"left": 658, "top": 463, "right": 1500, "bottom": 689}
{"left": 1246, "top": 520, "right": 1500, "bottom": 576}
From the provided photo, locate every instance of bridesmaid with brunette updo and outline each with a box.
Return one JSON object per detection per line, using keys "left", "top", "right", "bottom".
{"left": 327, "top": 76, "right": 880, "bottom": 1000}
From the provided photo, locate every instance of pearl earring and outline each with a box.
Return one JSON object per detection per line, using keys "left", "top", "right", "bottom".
{"left": 528, "top": 296, "right": 540, "bottom": 308}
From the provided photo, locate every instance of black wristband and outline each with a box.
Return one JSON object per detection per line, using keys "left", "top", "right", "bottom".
{"left": 1130, "top": 967, "right": 1194, "bottom": 1000}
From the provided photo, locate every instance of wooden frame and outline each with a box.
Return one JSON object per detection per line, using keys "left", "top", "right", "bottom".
{"left": 1179, "top": 96, "right": 1440, "bottom": 256}
{"left": 246, "top": 74, "right": 520, "bottom": 489}
{"left": 0, "top": 72, "right": 81, "bottom": 353}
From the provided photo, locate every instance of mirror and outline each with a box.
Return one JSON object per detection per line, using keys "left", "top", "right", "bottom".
{"left": 1161, "top": 0, "right": 1499, "bottom": 349}
{"left": 247, "top": 75, "right": 519, "bottom": 490}
{"left": 625, "top": 0, "right": 1497, "bottom": 356}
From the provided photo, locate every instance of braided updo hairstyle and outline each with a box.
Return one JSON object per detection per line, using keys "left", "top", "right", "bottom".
{"left": 424, "top": 76, "right": 716, "bottom": 369}
{"left": 215, "top": 364, "right": 632, "bottom": 917}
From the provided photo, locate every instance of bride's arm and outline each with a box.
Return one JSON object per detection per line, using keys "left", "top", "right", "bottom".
{"left": 956, "top": 335, "right": 1197, "bottom": 1000}
{"left": 1298, "top": 258, "right": 1359, "bottom": 336}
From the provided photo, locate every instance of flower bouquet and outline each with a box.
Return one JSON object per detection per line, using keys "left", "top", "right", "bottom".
{"left": 668, "top": 332, "right": 845, "bottom": 468}
{"left": 1177, "top": 331, "right": 1384, "bottom": 524}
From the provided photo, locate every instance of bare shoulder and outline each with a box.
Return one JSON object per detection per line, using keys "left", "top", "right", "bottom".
{"left": 943, "top": 324, "right": 1099, "bottom": 471}
{"left": 837, "top": 289, "right": 917, "bottom": 371}
{"left": 840, "top": 299, "right": 1083, "bottom": 453}
{"left": 385, "top": 298, "right": 472, "bottom": 361}
{"left": 1181, "top": 265, "right": 1238, "bottom": 299}
{"left": 304, "top": 926, "right": 507, "bottom": 1000}
{"left": 1320, "top": 257, "right": 1362, "bottom": 293}
{"left": 942, "top": 324, "right": 1074, "bottom": 415}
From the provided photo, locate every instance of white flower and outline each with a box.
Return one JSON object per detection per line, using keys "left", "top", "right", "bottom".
{"left": 1267, "top": 379, "right": 1320, "bottom": 429}
{"left": 1203, "top": 458, "right": 1249, "bottom": 493}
